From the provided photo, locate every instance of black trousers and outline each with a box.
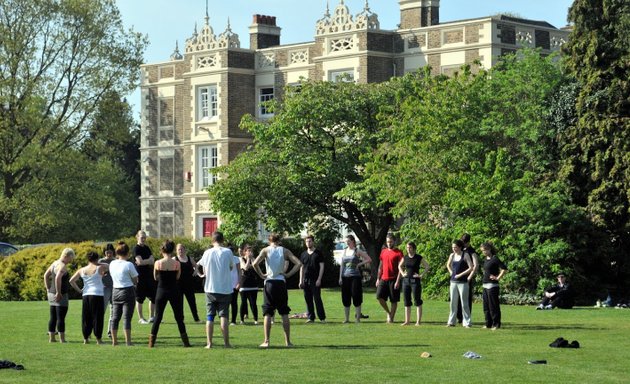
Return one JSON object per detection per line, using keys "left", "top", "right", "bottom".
{"left": 151, "top": 287, "right": 186, "bottom": 336}
{"left": 180, "top": 283, "right": 200, "bottom": 322}
{"left": 48, "top": 305, "right": 68, "bottom": 333}
{"left": 82, "top": 295, "right": 105, "bottom": 339}
{"left": 341, "top": 276, "right": 363, "bottom": 307}
{"left": 482, "top": 286, "right": 501, "bottom": 328}
{"left": 239, "top": 290, "right": 258, "bottom": 322}
{"left": 303, "top": 278, "right": 326, "bottom": 321}
{"left": 229, "top": 288, "right": 239, "bottom": 324}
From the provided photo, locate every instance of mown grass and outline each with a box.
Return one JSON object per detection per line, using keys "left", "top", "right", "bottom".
{"left": 0, "top": 289, "right": 628, "bottom": 383}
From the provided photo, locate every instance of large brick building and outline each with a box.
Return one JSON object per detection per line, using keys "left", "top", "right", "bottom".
{"left": 140, "top": 0, "right": 570, "bottom": 239}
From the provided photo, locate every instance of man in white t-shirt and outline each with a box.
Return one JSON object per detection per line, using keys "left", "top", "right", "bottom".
{"left": 197, "top": 231, "right": 234, "bottom": 348}
{"left": 252, "top": 233, "right": 302, "bottom": 348}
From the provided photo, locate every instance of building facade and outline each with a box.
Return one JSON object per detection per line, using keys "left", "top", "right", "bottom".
{"left": 140, "top": 0, "right": 570, "bottom": 239}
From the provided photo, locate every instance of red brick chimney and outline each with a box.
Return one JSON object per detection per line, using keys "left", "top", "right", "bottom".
{"left": 250, "top": 14, "right": 281, "bottom": 49}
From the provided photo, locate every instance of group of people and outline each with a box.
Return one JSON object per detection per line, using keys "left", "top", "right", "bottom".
{"left": 44, "top": 229, "right": 572, "bottom": 347}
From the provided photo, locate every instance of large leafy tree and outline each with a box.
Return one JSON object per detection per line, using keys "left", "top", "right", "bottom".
{"left": 561, "top": 0, "right": 630, "bottom": 290}
{"left": 0, "top": 0, "right": 147, "bottom": 241}
{"left": 208, "top": 80, "right": 396, "bottom": 271}
{"left": 368, "top": 52, "right": 593, "bottom": 297}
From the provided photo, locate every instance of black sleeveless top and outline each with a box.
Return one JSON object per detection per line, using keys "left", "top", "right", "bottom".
{"left": 177, "top": 256, "right": 195, "bottom": 288}
{"left": 157, "top": 270, "right": 179, "bottom": 291}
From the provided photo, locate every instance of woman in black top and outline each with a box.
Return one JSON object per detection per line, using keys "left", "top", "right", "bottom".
{"left": 397, "top": 242, "right": 430, "bottom": 326}
{"left": 480, "top": 242, "right": 507, "bottom": 329}
{"left": 149, "top": 240, "right": 190, "bottom": 348}
{"left": 239, "top": 245, "right": 260, "bottom": 324}
{"left": 176, "top": 243, "right": 200, "bottom": 322}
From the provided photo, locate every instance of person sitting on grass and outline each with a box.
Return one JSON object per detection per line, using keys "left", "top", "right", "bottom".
{"left": 537, "top": 272, "right": 574, "bottom": 310}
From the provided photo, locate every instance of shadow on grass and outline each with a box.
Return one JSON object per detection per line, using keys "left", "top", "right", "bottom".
{"left": 502, "top": 323, "right": 601, "bottom": 331}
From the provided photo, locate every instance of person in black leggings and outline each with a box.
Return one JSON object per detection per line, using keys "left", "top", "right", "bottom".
{"left": 43, "top": 248, "right": 75, "bottom": 343}
{"left": 149, "top": 240, "right": 190, "bottom": 348}
{"left": 239, "top": 245, "right": 259, "bottom": 324}
{"left": 176, "top": 243, "right": 200, "bottom": 322}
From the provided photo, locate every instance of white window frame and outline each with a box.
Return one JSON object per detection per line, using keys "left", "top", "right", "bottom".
{"left": 198, "top": 145, "right": 218, "bottom": 190}
{"left": 197, "top": 85, "right": 218, "bottom": 121}
{"left": 258, "top": 87, "right": 274, "bottom": 118}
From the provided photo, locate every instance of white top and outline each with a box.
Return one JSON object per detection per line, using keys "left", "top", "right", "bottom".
{"left": 265, "top": 245, "right": 285, "bottom": 281}
{"left": 81, "top": 269, "right": 105, "bottom": 296}
{"left": 109, "top": 260, "right": 138, "bottom": 289}
{"left": 231, "top": 255, "right": 240, "bottom": 289}
{"left": 198, "top": 246, "right": 234, "bottom": 295}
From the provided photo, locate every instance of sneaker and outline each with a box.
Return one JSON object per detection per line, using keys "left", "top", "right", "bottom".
{"left": 536, "top": 304, "right": 544, "bottom": 310}
{"left": 230, "top": 322, "right": 237, "bottom": 326}
{"left": 253, "top": 321, "right": 258, "bottom": 325}
{"left": 148, "top": 317, "right": 155, "bottom": 323}
{"left": 138, "top": 318, "right": 149, "bottom": 324}
{"left": 544, "top": 305, "right": 553, "bottom": 310}
{"left": 305, "top": 319, "right": 314, "bottom": 324}
{"left": 320, "top": 320, "right": 327, "bottom": 324}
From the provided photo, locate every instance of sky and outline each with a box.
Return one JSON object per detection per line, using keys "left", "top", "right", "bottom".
{"left": 115, "top": 0, "right": 575, "bottom": 116}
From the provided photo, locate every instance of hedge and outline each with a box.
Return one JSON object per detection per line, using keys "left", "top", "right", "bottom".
{"left": 0, "top": 236, "right": 340, "bottom": 301}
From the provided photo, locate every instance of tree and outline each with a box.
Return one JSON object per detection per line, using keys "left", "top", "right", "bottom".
{"left": 368, "top": 51, "right": 593, "bottom": 298}
{"left": 208, "top": 80, "right": 396, "bottom": 273}
{"left": 561, "top": 0, "right": 630, "bottom": 293}
{"left": 0, "top": 0, "right": 147, "bottom": 240}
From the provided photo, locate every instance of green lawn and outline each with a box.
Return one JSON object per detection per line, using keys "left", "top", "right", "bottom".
{"left": 0, "top": 289, "right": 628, "bottom": 383}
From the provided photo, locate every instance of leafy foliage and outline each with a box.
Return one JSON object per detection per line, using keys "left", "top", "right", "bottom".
{"left": 368, "top": 51, "right": 595, "bottom": 297}
{"left": 0, "top": 0, "right": 147, "bottom": 242}
{"left": 209, "top": 80, "right": 397, "bottom": 273}
{"left": 561, "top": 0, "right": 630, "bottom": 293}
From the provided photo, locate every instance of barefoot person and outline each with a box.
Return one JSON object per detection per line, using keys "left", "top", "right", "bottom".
{"left": 252, "top": 233, "right": 302, "bottom": 348}
{"left": 197, "top": 231, "right": 235, "bottom": 348}
{"left": 69, "top": 251, "right": 108, "bottom": 344}
{"left": 339, "top": 235, "right": 371, "bottom": 323}
{"left": 44, "top": 248, "right": 76, "bottom": 343}
{"left": 398, "top": 242, "right": 430, "bottom": 326}
{"left": 133, "top": 230, "right": 156, "bottom": 324}
{"left": 376, "top": 234, "right": 404, "bottom": 323}
{"left": 109, "top": 242, "right": 139, "bottom": 346}
{"left": 299, "top": 235, "right": 326, "bottom": 323}
{"left": 149, "top": 240, "right": 190, "bottom": 347}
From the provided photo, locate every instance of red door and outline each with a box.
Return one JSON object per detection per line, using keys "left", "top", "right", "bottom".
{"left": 202, "top": 218, "right": 218, "bottom": 237}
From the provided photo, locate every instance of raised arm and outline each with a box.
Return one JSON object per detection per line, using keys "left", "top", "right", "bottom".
{"left": 69, "top": 269, "right": 82, "bottom": 293}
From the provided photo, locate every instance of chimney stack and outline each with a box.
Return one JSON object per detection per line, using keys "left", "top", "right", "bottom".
{"left": 399, "top": 0, "right": 439, "bottom": 29}
{"left": 249, "top": 14, "right": 281, "bottom": 49}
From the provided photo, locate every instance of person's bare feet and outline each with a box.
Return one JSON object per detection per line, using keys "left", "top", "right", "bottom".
{"left": 415, "top": 322, "right": 421, "bottom": 326}
{"left": 401, "top": 322, "right": 410, "bottom": 326}
{"left": 205, "top": 343, "right": 213, "bottom": 349}
{"left": 285, "top": 342, "right": 293, "bottom": 348}
{"left": 83, "top": 339, "right": 89, "bottom": 344}
{"left": 224, "top": 344, "right": 232, "bottom": 349}
{"left": 96, "top": 339, "right": 104, "bottom": 345}
{"left": 259, "top": 341, "right": 270, "bottom": 348}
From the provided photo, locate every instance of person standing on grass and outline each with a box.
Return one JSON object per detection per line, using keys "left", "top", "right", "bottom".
{"left": 457, "top": 233, "right": 478, "bottom": 324}
{"left": 99, "top": 243, "right": 116, "bottom": 337}
{"left": 109, "top": 242, "right": 139, "bottom": 346}
{"left": 149, "top": 240, "right": 190, "bottom": 348}
{"left": 44, "top": 247, "right": 76, "bottom": 343}
{"left": 480, "top": 242, "right": 507, "bottom": 329}
{"left": 239, "top": 245, "right": 260, "bottom": 324}
{"left": 339, "top": 235, "right": 372, "bottom": 323}
{"left": 133, "top": 230, "right": 156, "bottom": 324}
{"left": 69, "top": 251, "right": 108, "bottom": 344}
{"left": 299, "top": 235, "right": 326, "bottom": 323}
{"left": 176, "top": 243, "right": 201, "bottom": 323}
{"left": 398, "top": 242, "right": 430, "bottom": 326}
{"left": 197, "top": 231, "right": 235, "bottom": 348}
{"left": 376, "top": 234, "right": 404, "bottom": 323}
{"left": 252, "top": 233, "right": 302, "bottom": 348}
{"left": 446, "top": 239, "right": 474, "bottom": 328}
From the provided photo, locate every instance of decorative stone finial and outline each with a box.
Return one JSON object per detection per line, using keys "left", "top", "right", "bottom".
{"left": 170, "top": 40, "right": 183, "bottom": 60}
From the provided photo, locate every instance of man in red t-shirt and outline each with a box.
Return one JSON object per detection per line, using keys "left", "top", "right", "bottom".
{"left": 376, "top": 234, "right": 404, "bottom": 323}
